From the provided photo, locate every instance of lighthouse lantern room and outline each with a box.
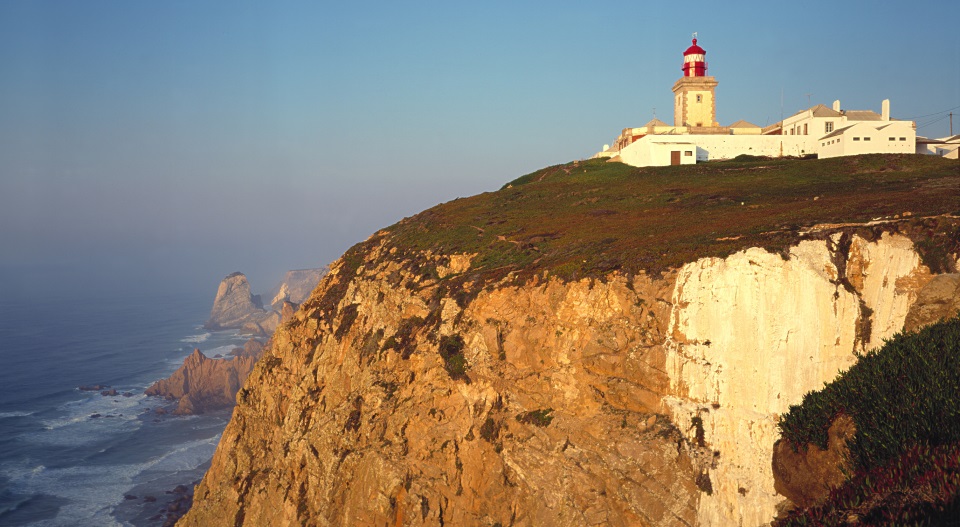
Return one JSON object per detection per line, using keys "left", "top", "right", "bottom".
{"left": 682, "top": 37, "right": 707, "bottom": 77}
{"left": 672, "top": 33, "right": 719, "bottom": 128}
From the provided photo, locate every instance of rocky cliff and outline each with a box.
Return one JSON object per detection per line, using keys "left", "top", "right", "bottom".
{"left": 269, "top": 267, "right": 330, "bottom": 308}
{"left": 145, "top": 349, "right": 257, "bottom": 415}
{"left": 180, "top": 155, "right": 960, "bottom": 526}
{"left": 206, "top": 269, "right": 327, "bottom": 336}
{"left": 204, "top": 272, "right": 271, "bottom": 331}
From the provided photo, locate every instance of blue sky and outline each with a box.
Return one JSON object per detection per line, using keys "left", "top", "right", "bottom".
{"left": 1, "top": 1, "right": 957, "bottom": 298}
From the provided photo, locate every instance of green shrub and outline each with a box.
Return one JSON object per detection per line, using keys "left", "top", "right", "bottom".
{"left": 779, "top": 315, "right": 960, "bottom": 472}
{"left": 517, "top": 408, "right": 554, "bottom": 427}
{"left": 438, "top": 334, "right": 468, "bottom": 381}
{"left": 479, "top": 417, "right": 500, "bottom": 442}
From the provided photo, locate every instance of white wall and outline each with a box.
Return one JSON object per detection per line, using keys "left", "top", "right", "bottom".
{"left": 618, "top": 137, "right": 696, "bottom": 167}
{"left": 818, "top": 121, "right": 916, "bottom": 159}
{"left": 618, "top": 135, "right": 806, "bottom": 167}
{"left": 782, "top": 113, "right": 839, "bottom": 153}
{"left": 691, "top": 135, "right": 807, "bottom": 161}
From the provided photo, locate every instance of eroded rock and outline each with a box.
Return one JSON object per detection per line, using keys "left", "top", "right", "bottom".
{"left": 771, "top": 414, "right": 856, "bottom": 509}
{"left": 145, "top": 349, "right": 256, "bottom": 415}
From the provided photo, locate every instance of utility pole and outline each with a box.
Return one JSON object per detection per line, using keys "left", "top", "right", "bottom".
{"left": 950, "top": 112, "right": 954, "bottom": 136}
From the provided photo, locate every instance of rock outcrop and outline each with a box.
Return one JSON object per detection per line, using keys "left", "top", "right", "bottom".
{"left": 903, "top": 273, "right": 960, "bottom": 332}
{"left": 204, "top": 273, "right": 268, "bottom": 331}
{"left": 206, "top": 269, "right": 328, "bottom": 336}
{"left": 180, "top": 221, "right": 958, "bottom": 527}
{"left": 269, "top": 267, "right": 329, "bottom": 308}
{"left": 771, "top": 414, "right": 855, "bottom": 509}
{"left": 145, "top": 349, "right": 257, "bottom": 415}
{"left": 228, "top": 338, "right": 265, "bottom": 359}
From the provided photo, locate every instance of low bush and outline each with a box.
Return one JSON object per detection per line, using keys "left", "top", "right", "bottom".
{"left": 779, "top": 316, "right": 960, "bottom": 472}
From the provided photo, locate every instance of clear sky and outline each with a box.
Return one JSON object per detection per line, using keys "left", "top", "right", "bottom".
{"left": 1, "top": 1, "right": 957, "bottom": 300}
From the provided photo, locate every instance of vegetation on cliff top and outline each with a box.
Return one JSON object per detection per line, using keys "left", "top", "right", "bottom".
{"left": 776, "top": 316, "right": 960, "bottom": 525}
{"left": 382, "top": 154, "right": 959, "bottom": 282}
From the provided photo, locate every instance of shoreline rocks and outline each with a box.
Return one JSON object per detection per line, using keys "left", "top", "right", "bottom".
{"left": 144, "top": 348, "right": 258, "bottom": 415}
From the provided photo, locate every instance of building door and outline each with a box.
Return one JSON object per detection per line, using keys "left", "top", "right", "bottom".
{"left": 671, "top": 151, "right": 681, "bottom": 165}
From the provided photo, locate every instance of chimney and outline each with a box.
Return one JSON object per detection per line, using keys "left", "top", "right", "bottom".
{"left": 882, "top": 99, "right": 890, "bottom": 121}
{"left": 832, "top": 100, "right": 841, "bottom": 112}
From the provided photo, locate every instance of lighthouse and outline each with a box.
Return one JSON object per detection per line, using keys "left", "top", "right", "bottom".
{"left": 672, "top": 34, "right": 718, "bottom": 128}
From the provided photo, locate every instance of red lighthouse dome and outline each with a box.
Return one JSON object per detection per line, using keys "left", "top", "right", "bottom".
{"left": 682, "top": 37, "right": 707, "bottom": 77}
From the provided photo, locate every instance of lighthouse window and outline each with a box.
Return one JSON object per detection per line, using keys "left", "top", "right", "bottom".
{"left": 696, "top": 95, "right": 702, "bottom": 103}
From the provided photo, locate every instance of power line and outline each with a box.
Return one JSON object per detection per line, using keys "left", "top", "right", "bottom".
{"left": 915, "top": 113, "right": 950, "bottom": 129}
{"left": 903, "top": 105, "right": 960, "bottom": 120}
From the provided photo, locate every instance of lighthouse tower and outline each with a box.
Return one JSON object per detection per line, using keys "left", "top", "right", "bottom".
{"left": 672, "top": 35, "right": 718, "bottom": 128}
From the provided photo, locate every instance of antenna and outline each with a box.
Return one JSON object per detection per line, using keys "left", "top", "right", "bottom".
{"left": 780, "top": 88, "right": 784, "bottom": 126}
{"left": 804, "top": 93, "right": 813, "bottom": 107}
{"left": 652, "top": 107, "right": 657, "bottom": 120}
{"left": 692, "top": 31, "right": 698, "bottom": 40}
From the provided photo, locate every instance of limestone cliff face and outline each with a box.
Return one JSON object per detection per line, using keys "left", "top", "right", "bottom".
{"left": 662, "top": 232, "right": 936, "bottom": 526}
{"left": 181, "top": 225, "right": 957, "bottom": 526}
{"left": 145, "top": 349, "right": 257, "bottom": 415}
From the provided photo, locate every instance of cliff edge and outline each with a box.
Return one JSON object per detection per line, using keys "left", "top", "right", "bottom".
{"left": 181, "top": 155, "right": 960, "bottom": 526}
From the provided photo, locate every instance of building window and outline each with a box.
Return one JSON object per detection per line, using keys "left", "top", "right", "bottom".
{"left": 696, "top": 122, "right": 702, "bottom": 127}
{"left": 696, "top": 94, "right": 702, "bottom": 102}
{"left": 889, "top": 137, "right": 895, "bottom": 141}
{"left": 900, "top": 137, "right": 906, "bottom": 141}
{"left": 853, "top": 137, "right": 860, "bottom": 141}
{"left": 803, "top": 123, "right": 808, "bottom": 135}
{"left": 864, "top": 137, "right": 871, "bottom": 141}
{"left": 684, "top": 151, "right": 692, "bottom": 156}
{"left": 825, "top": 122, "right": 834, "bottom": 133}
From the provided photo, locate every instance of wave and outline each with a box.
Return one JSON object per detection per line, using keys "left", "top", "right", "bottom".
{"left": 180, "top": 332, "right": 211, "bottom": 343}
{"left": 2, "top": 459, "right": 143, "bottom": 527}
{"left": 0, "top": 411, "right": 34, "bottom": 419}
{"left": 36, "top": 394, "right": 146, "bottom": 444}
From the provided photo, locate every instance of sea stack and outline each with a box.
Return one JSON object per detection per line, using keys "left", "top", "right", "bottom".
{"left": 204, "top": 272, "right": 266, "bottom": 330}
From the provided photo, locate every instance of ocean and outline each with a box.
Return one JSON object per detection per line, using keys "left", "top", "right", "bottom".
{"left": 0, "top": 289, "right": 249, "bottom": 526}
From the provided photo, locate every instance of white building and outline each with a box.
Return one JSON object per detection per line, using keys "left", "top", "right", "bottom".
{"left": 817, "top": 120, "right": 916, "bottom": 159}
{"left": 598, "top": 37, "right": 920, "bottom": 167}
{"left": 917, "top": 135, "right": 960, "bottom": 159}
{"left": 781, "top": 99, "right": 916, "bottom": 158}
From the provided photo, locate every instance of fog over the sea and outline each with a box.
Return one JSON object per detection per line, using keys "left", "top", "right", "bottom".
{"left": 1, "top": 1, "right": 957, "bottom": 301}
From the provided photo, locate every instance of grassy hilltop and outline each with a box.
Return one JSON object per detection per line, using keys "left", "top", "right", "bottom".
{"left": 382, "top": 154, "right": 960, "bottom": 282}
